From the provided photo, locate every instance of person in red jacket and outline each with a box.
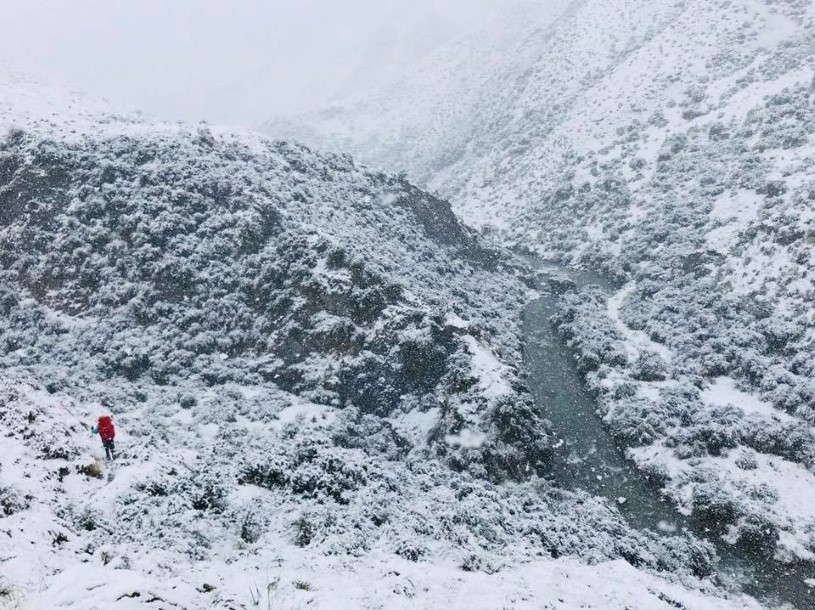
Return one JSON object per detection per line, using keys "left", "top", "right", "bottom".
{"left": 91, "top": 415, "right": 116, "bottom": 461}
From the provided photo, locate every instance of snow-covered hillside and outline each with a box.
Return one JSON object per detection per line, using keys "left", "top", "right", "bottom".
{"left": 267, "top": 0, "right": 815, "bottom": 583}
{"left": 0, "top": 77, "right": 758, "bottom": 608}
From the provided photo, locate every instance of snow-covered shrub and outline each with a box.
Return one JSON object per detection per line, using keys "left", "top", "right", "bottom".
{"left": 551, "top": 287, "right": 628, "bottom": 373}
{"left": 631, "top": 350, "right": 669, "bottom": 382}
{"left": 237, "top": 509, "right": 264, "bottom": 545}
{"left": 175, "top": 469, "right": 230, "bottom": 514}
{"left": 0, "top": 125, "right": 551, "bottom": 490}
{"left": 460, "top": 552, "right": 500, "bottom": 574}
{"left": 479, "top": 396, "right": 553, "bottom": 482}
{"left": 0, "top": 484, "right": 28, "bottom": 516}
{"left": 605, "top": 397, "right": 667, "bottom": 447}
{"left": 331, "top": 407, "right": 410, "bottom": 460}
{"left": 394, "top": 538, "right": 427, "bottom": 562}
{"left": 734, "top": 450, "right": 759, "bottom": 471}
{"left": 735, "top": 513, "right": 780, "bottom": 556}
{"left": 240, "top": 434, "right": 371, "bottom": 505}
{"left": 675, "top": 406, "right": 742, "bottom": 457}
{"left": 690, "top": 480, "right": 741, "bottom": 534}
{"left": 740, "top": 418, "right": 815, "bottom": 467}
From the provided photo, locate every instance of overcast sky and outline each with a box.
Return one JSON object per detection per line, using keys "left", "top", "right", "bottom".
{"left": 0, "top": 0, "right": 505, "bottom": 126}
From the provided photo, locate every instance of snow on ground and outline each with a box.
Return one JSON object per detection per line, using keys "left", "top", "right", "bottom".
{"left": 628, "top": 376, "right": 815, "bottom": 561}
{"left": 701, "top": 377, "right": 794, "bottom": 423}
{"left": 607, "top": 284, "right": 672, "bottom": 363}
{"left": 604, "top": 285, "right": 815, "bottom": 561}
{"left": 392, "top": 406, "right": 440, "bottom": 446}
{"left": 14, "top": 541, "right": 761, "bottom": 610}
{"left": 272, "top": 400, "right": 338, "bottom": 430}
{"left": 634, "top": 443, "right": 815, "bottom": 563}
{"left": 1, "top": 371, "right": 760, "bottom": 609}
{"left": 699, "top": 378, "right": 815, "bottom": 560}
{"left": 705, "top": 189, "right": 765, "bottom": 253}
{"left": 462, "top": 334, "right": 513, "bottom": 398}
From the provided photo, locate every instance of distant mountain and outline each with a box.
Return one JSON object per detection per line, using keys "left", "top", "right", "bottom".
{"left": 263, "top": 0, "right": 574, "bottom": 198}
{"left": 266, "top": 0, "right": 815, "bottom": 565}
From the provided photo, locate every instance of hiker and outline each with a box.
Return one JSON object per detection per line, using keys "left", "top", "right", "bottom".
{"left": 91, "top": 415, "right": 116, "bottom": 461}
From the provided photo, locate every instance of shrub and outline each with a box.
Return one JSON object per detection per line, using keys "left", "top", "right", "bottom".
{"left": 605, "top": 397, "right": 667, "bottom": 447}
{"left": 734, "top": 450, "right": 758, "bottom": 470}
{"left": 0, "top": 484, "right": 28, "bottom": 516}
{"left": 395, "top": 539, "right": 426, "bottom": 562}
{"left": 293, "top": 514, "right": 316, "bottom": 547}
{"left": 632, "top": 350, "right": 669, "bottom": 381}
{"left": 691, "top": 482, "right": 741, "bottom": 534}
{"left": 239, "top": 510, "right": 263, "bottom": 544}
{"left": 78, "top": 460, "right": 104, "bottom": 479}
{"left": 735, "top": 513, "right": 779, "bottom": 556}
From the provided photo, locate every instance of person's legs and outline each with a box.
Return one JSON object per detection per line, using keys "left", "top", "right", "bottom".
{"left": 103, "top": 439, "right": 115, "bottom": 460}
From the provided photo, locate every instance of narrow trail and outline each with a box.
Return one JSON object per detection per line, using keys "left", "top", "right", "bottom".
{"left": 520, "top": 256, "right": 814, "bottom": 609}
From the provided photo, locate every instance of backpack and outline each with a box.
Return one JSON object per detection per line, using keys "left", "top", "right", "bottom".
{"left": 97, "top": 416, "right": 115, "bottom": 441}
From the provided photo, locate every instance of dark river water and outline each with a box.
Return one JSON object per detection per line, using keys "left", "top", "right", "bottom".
{"left": 521, "top": 259, "right": 814, "bottom": 609}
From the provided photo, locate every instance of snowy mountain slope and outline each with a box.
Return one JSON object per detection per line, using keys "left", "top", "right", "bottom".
{"left": 2, "top": 373, "right": 757, "bottom": 610}
{"left": 0, "top": 112, "right": 550, "bottom": 484}
{"left": 265, "top": 0, "right": 813, "bottom": 230}
{"left": 0, "top": 80, "right": 751, "bottom": 607}
{"left": 266, "top": 0, "right": 815, "bottom": 573}
{"left": 263, "top": 0, "right": 574, "bottom": 191}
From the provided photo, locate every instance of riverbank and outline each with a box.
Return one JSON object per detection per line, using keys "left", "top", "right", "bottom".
{"left": 522, "top": 257, "right": 815, "bottom": 608}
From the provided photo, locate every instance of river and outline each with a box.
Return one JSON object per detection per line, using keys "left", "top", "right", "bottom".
{"left": 521, "top": 258, "right": 814, "bottom": 609}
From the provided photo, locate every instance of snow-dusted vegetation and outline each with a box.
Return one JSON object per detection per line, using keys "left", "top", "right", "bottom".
{"left": 0, "top": 83, "right": 756, "bottom": 607}
{"left": 4, "top": 0, "right": 815, "bottom": 605}
{"left": 269, "top": 0, "right": 815, "bottom": 603}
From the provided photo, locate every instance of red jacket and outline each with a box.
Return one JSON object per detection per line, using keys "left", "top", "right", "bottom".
{"left": 97, "top": 416, "right": 115, "bottom": 441}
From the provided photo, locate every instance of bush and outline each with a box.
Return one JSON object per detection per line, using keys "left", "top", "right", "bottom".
{"left": 691, "top": 482, "right": 741, "bottom": 534}
{"left": 632, "top": 350, "right": 669, "bottom": 381}
{"left": 479, "top": 396, "right": 553, "bottom": 482}
{"left": 239, "top": 510, "right": 263, "bottom": 544}
{"left": 460, "top": 552, "right": 500, "bottom": 574}
{"left": 241, "top": 437, "right": 370, "bottom": 504}
{"left": 679, "top": 406, "right": 742, "bottom": 457}
{"left": 179, "top": 394, "right": 197, "bottom": 409}
{"left": 0, "top": 484, "right": 28, "bottom": 516}
{"left": 735, "top": 513, "right": 779, "bottom": 556}
{"left": 605, "top": 397, "right": 667, "bottom": 447}
{"left": 78, "top": 460, "right": 104, "bottom": 479}
{"left": 395, "top": 539, "right": 426, "bottom": 562}
{"left": 293, "top": 513, "right": 316, "bottom": 547}
{"left": 187, "top": 472, "right": 228, "bottom": 513}
{"left": 734, "top": 450, "right": 758, "bottom": 470}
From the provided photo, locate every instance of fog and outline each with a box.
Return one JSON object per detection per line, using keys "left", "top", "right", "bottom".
{"left": 0, "top": 0, "right": 505, "bottom": 126}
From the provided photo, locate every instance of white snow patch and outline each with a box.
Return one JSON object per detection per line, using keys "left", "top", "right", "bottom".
{"left": 706, "top": 189, "right": 765, "bottom": 252}
{"left": 273, "top": 401, "right": 337, "bottom": 429}
{"left": 16, "top": 551, "right": 761, "bottom": 610}
{"left": 462, "top": 335, "right": 513, "bottom": 398}
{"left": 701, "top": 377, "right": 793, "bottom": 422}
{"left": 445, "top": 428, "right": 487, "bottom": 449}
{"left": 607, "top": 283, "right": 672, "bottom": 362}
{"left": 392, "top": 407, "right": 440, "bottom": 445}
{"left": 444, "top": 312, "right": 470, "bottom": 329}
